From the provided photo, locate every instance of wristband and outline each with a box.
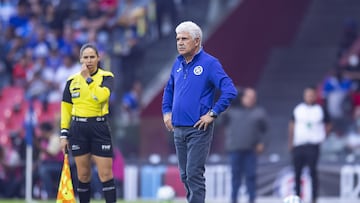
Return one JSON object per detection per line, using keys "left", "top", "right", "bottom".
{"left": 60, "top": 129, "right": 69, "bottom": 138}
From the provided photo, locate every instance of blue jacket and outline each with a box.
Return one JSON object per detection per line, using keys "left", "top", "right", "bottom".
{"left": 162, "top": 49, "right": 238, "bottom": 126}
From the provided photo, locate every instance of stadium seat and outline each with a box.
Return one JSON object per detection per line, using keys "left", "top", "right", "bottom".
{"left": 0, "top": 106, "right": 13, "bottom": 122}
{"left": 1, "top": 86, "right": 24, "bottom": 105}
{"left": 37, "top": 101, "right": 61, "bottom": 123}
{"left": 8, "top": 110, "right": 25, "bottom": 131}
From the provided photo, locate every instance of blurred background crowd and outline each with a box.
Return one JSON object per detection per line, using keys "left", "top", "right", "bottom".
{"left": 0, "top": 0, "right": 188, "bottom": 199}
{"left": 1, "top": 0, "right": 360, "bottom": 201}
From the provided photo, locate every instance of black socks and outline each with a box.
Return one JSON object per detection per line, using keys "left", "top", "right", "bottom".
{"left": 77, "top": 181, "right": 91, "bottom": 203}
{"left": 102, "top": 178, "right": 117, "bottom": 203}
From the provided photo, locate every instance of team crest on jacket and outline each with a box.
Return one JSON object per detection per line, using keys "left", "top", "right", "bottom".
{"left": 193, "top": 66, "right": 203, "bottom": 75}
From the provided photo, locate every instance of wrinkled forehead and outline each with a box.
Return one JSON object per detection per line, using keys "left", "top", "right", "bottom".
{"left": 176, "top": 32, "right": 195, "bottom": 42}
{"left": 176, "top": 31, "right": 191, "bottom": 37}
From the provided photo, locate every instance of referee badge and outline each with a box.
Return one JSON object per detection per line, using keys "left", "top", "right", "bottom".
{"left": 193, "top": 66, "right": 203, "bottom": 75}
{"left": 71, "top": 92, "right": 80, "bottom": 98}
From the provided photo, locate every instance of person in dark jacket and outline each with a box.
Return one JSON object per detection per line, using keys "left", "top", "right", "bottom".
{"left": 224, "top": 87, "right": 267, "bottom": 203}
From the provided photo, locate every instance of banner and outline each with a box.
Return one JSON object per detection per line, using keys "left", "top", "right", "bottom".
{"left": 123, "top": 162, "right": 360, "bottom": 200}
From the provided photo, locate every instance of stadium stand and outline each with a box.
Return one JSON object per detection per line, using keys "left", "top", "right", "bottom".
{"left": 3, "top": 0, "right": 360, "bottom": 201}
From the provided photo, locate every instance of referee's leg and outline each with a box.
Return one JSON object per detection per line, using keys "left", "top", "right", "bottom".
{"left": 93, "top": 155, "right": 117, "bottom": 203}
{"left": 74, "top": 154, "right": 92, "bottom": 203}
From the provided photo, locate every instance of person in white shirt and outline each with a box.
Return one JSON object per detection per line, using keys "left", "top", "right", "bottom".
{"left": 49, "top": 54, "right": 80, "bottom": 102}
{"left": 288, "top": 86, "right": 332, "bottom": 203}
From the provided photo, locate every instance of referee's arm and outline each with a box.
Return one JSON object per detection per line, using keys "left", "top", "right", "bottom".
{"left": 87, "top": 75, "right": 114, "bottom": 103}
{"left": 61, "top": 79, "right": 73, "bottom": 136}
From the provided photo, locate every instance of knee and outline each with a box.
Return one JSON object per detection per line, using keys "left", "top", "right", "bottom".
{"left": 98, "top": 170, "right": 113, "bottom": 182}
{"left": 178, "top": 170, "right": 187, "bottom": 183}
{"left": 186, "top": 171, "right": 204, "bottom": 183}
{"left": 180, "top": 176, "right": 187, "bottom": 183}
{"left": 78, "top": 173, "right": 92, "bottom": 183}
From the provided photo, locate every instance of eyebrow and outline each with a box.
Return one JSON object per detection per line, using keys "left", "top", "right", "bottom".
{"left": 177, "top": 37, "right": 189, "bottom": 40}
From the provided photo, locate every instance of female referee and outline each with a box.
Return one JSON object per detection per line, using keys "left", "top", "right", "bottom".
{"left": 59, "top": 43, "right": 116, "bottom": 203}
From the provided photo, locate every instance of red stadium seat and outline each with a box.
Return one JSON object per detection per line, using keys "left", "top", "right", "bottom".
{"left": 38, "top": 101, "right": 61, "bottom": 122}
{"left": 1, "top": 86, "right": 24, "bottom": 105}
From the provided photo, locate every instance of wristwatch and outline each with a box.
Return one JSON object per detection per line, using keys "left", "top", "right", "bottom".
{"left": 208, "top": 110, "right": 218, "bottom": 118}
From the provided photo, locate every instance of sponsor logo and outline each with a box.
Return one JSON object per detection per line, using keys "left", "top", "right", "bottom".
{"left": 72, "top": 145, "right": 80, "bottom": 150}
{"left": 101, "top": 145, "right": 111, "bottom": 151}
{"left": 193, "top": 66, "right": 203, "bottom": 75}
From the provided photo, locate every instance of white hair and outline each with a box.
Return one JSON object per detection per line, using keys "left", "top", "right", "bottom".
{"left": 175, "top": 21, "right": 203, "bottom": 44}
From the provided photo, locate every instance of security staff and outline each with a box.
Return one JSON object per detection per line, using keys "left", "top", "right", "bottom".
{"left": 288, "top": 86, "right": 331, "bottom": 203}
{"left": 60, "top": 43, "right": 116, "bottom": 203}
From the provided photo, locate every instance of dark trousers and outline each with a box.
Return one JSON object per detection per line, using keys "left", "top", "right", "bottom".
{"left": 292, "top": 144, "right": 320, "bottom": 201}
{"left": 38, "top": 161, "right": 63, "bottom": 198}
{"left": 155, "top": 0, "right": 178, "bottom": 38}
{"left": 229, "top": 150, "right": 256, "bottom": 203}
{"left": 173, "top": 125, "right": 214, "bottom": 203}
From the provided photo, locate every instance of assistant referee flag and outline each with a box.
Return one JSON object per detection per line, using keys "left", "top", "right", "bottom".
{"left": 56, "top": 153, "right": 76, "bottom": 203}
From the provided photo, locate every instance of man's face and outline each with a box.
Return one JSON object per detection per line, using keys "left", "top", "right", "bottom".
{"left": 242, "top": 88, "right": 257, "bottom": 108}
{"left": 304, "top": 88, "right": 317, "bottom": 104}
{"left": 176, "top": 32, "right": 199, "bottom": 58}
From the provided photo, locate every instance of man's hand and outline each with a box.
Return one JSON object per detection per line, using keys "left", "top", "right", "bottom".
{"left": 163, "top": 113, "right": 174, "bottom": 132}
{"left": 194, "top": 113, "right": 214, "bottom": 131}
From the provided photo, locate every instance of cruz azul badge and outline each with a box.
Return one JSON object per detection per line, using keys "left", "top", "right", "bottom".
{"left": 193, "top": 66, "right": 203, "bottom": 75}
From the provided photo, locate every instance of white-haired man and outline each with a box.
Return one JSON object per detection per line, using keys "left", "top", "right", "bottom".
{"left": 162, "top": 21, "right": 238, "bottom": 203}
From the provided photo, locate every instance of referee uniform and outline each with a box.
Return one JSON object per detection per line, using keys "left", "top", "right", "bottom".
{"left": 61, "top": 68, "right": 114, "bottom": 157}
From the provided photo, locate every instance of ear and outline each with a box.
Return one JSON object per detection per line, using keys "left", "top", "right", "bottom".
{"left": 80, "top": 58, "right": 83, "bottom": 64}
{"left": 195, "top": 38, "right": 200, "bottom": 47}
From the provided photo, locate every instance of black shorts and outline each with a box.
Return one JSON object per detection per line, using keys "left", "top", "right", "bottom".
{"left": 69, "top": 119, "right": 113, "bottom": 157}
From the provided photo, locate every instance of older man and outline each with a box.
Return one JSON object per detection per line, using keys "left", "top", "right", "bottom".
{"left": 162, "top": 21, "right": 237, "bottom": 203}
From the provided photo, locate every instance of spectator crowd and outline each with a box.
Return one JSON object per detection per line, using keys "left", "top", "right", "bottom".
{"left": 0, "top": 0, "right": 182, "bottom": 199}
{"left": 319, "top": 18, "right": 360, "bottom": 161}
